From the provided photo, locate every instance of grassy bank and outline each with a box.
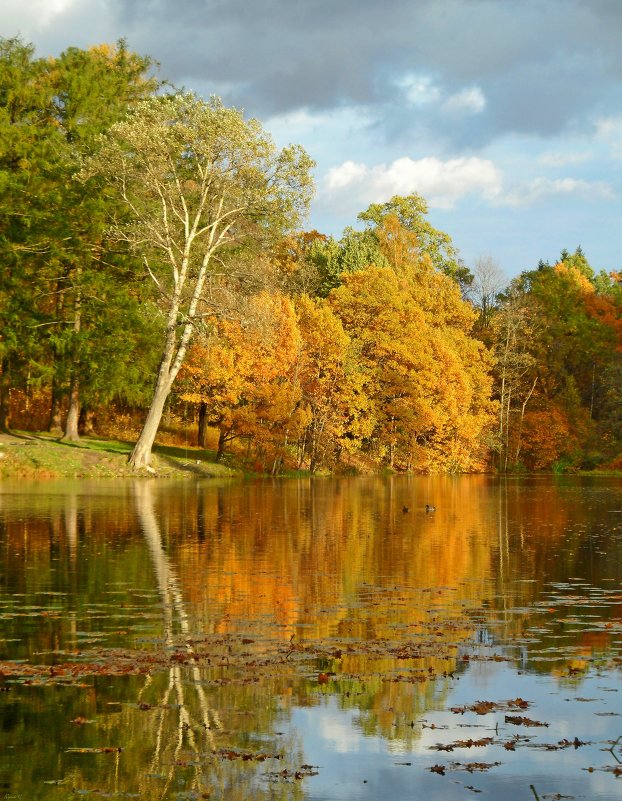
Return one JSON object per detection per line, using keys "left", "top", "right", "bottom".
{"left": 0, "top": 432, "right": 242, "bottom": 480}
{"left": 2, "top": 432, "right": 620, "bottom": 481}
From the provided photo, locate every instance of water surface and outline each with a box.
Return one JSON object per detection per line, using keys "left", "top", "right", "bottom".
{"left": 0, "top": 475, "right": 621, "bottom": 800}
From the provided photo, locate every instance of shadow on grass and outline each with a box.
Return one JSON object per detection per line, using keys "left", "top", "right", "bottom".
{"left": 29, "top": 434, "right": 133, "bottom": 457}
{"left": 152, "top": 442, "right": 218, "bottom": 462}
{"left": 5, "top": 431, "right": 240, "bottom": 476}
{"left": 155, "top": 453, "right": 211, "bottom": 475}
{"left": 153, "top": 444, "right": 240, "bottom": 477}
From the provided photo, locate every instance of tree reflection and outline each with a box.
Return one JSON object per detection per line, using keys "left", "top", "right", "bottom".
{"left": 130, "top": 480, "right": 304, "bottom": 800}
{"left": 0, "top": 476, "right": 621, "bottom": 799}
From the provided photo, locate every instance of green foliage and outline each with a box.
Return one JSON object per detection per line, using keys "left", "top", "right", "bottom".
{"left": 4, "top": 37, "right": 622, "bottom": 475}
{"left": 358, "top": 194, "right": 473, "bottom": 290}
{"left": 491, "top": 248, "right": 622, "bottom": 471}
{"left": 309, "top": 194, "right": 472, "bottom": 299}
{"left": 0, "top": 38, "right": 161, "bottom": 429}
{"left": 313, "top": 227, "right": 388, "bottom": 297}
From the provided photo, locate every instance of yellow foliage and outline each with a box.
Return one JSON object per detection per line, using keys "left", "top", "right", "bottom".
{"left": 329, "top": 263, "right": 495, "bottom": 471}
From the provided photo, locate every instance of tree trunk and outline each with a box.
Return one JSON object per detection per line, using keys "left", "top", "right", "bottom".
{"left": 47, "top": 275, "right": 66, "bottom": 436}
{"left": 216, "top": 427, "right": 227, "bottom": 461}
{"left": 62, "top": 375, "right": 81, "bottom": 442}
{"left": 129, "top": 291, "right": 197, "bottom": 469}
{"left": 0, "top": 357, "right": 10, "bottom": 433}
{"left": 129, "top": 371, "right": 172, "bottom": 469}
{"left": 514, "top": 376, "right": 538, "bottom": 466}
{"left": 197, "top": 402, "right": 208, "bottom": 448}
{"left": 62, "top": 279, "right": 82, "bottom": 442}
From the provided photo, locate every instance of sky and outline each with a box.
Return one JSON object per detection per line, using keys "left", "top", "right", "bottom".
{"left": 3, "top": 0, "right": 622, "bottom": 278}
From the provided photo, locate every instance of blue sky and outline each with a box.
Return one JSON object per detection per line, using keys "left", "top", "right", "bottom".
{"left": 3, "top": 0, "right": 622, "bottom": 278}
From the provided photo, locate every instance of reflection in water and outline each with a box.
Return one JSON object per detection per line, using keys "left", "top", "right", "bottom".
{"left": 134, "top": 481, "right": 216, "bottom": 796}
{"left": 0, "top": 475, "right": 621, "bottom": 800}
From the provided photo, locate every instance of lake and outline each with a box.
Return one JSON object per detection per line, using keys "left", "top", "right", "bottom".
{"left": 0, "top": 475, "right": 621, "bottom": 800}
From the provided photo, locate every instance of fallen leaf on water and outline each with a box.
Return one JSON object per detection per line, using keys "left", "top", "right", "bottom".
{"left": 451, "top": 699, "right": 532, "bottom": 715}
{"left": 430, "top": 737, "right": 493, "bottom": 752}
{"left": 267, "top": 765, "right": 319, "bottom": 781}
{"left": 505, "top": 715, "right": 548, "bottom": 727}
{"left": 507, "top": 698, "right": 530, "bottom": 709}
{"left": 451, "top": 701, "right": 496, "bottom": 715}
{"left": 452, "top": 761, "right": 502, "bottom": 773}
{"left": 455, "top": 738, "right": 494, "bottom": 748}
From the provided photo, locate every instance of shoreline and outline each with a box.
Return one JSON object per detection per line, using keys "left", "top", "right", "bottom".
{"left": 1, "top": 432, "right": 621, "bottom": 481}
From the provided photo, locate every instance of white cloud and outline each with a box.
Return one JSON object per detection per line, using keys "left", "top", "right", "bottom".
{"left": 501, "top": 177, "right": 614, "bottom": 207}
{"left": 398, "top": 74, "right": 441, "bottom": 106}
{"left": 324, "top": 155, "right": 502, "bottom": 210}
{"left": 322, "top": 154, "right": 615, "bottom": 218}
{"left": 595, "top": 116, "right": 622, "bottom": 157}
{"left": 265, "top": 106, "right": 372, "bottom": 147}
{"left": 397, "top": 74, "right": 485, "bottom": 115}
{"left": 538, "top": 150, "right": 592, "bottom": 167}
{"left": 1, "top": 0, "right": 78, "bottom": 30}
{"left": 442, "top": 86, "right": 486, "bottom": 115}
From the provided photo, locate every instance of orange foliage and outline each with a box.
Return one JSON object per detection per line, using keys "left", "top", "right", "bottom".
{"left": 520, "top": 406, "right": 578, "bottom": 470}
{"left": 179, "top": 291, "right": 304, "bottom": 468}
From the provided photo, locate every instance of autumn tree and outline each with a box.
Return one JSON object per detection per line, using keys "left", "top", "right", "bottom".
{"left": 80, "top": 93, "right": 314, "bottom": 469}
{"left": 179, "top": 290, "right": 306, "bottom": 470}
{"left": 358, "top": 194, "right": 474, "bottom": 291}
{"left": 328, "top": 212, "right": 494, "bottom": 471}
{"left": 492, "top": 289, "right": 538, "bottom": 470}
{"left": 295, "top": 295, "right": 371, "bottom": 470}
{"left": 494, "top": 248, "right": 622, "bottom": 470}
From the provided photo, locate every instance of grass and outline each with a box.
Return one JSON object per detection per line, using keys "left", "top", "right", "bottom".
{"left": 0, "top": 431, "right": 242, "bottom": 480}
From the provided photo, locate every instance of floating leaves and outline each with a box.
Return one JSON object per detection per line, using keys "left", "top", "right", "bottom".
{"left": 429, "top": 761, "right": 501, "bottom": 774}
{"left": 504, "top": 715, "right": 549, "bottom": 728}
{"left": 216, "top": 748, "right": 282, "bottom": 762}
{"left": 430, "top": 737, "right": 493, "bottom": 752}
{"left": 451, "top": 698, "right": 531, "bottom": 715}
{"left": 539, "top": 738, "right": 589, "bottom": 750}
{"left": 267, "top": 764, "right": 319, "bottom": 781}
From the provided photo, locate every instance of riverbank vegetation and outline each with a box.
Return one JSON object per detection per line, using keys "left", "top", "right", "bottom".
{"left": 2, "top": 37, "right": 622, "bottom": 476}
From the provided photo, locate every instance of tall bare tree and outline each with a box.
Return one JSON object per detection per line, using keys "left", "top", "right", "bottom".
{"left": 469, "top": 254, "right": 507, "bottom": 330}
{"left": 80, "top": 93, "right": 314, "bottom": 469}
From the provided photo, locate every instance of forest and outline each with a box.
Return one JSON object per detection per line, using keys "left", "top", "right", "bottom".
{"left": 1, "top": 37, "right": 622, "bottom": 475}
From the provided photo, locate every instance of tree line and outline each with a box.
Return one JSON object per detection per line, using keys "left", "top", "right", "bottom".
{"left": 1, "top": 38, "right": 621, "bottom": 473}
